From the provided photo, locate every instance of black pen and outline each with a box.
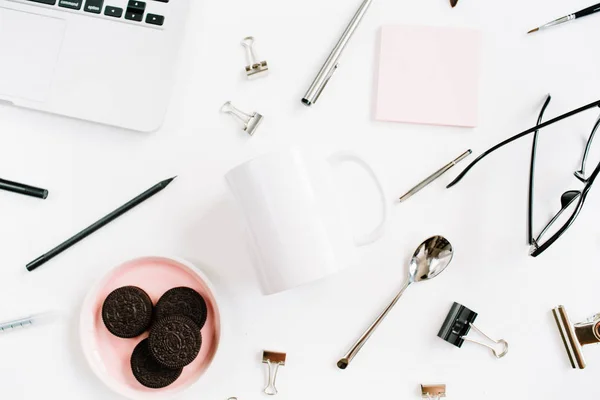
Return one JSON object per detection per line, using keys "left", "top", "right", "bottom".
{"left": 528, "top": 3, "right": 600, "bottom": 34}
{"left": 26, "top": 177, "right": 176, "bottom": 272}
{"left": 0, "top": 177, "right": 48, "bottom": 199}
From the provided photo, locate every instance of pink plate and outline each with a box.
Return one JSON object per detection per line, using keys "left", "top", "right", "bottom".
{"left": 80, "top": 256, "right": 221, "bottom": 400}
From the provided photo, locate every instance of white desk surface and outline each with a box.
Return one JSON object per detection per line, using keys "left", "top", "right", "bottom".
{"left": 1, "top": 0, "right": 600, "bottom": 398}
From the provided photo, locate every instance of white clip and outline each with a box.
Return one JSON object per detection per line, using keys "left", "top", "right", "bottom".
{"left": 220, "top": 101, "right": 263, "bottom": 136}
{"left": 242, "top": 37, "right": 269, "bottom": 79}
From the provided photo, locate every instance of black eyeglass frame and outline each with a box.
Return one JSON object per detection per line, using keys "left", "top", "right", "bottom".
{"left": 447, "top": 99, "right": 600, "bottom": 257}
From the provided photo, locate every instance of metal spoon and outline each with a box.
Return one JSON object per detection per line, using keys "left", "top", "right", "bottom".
{"left": 337, "top": 236, "right": 454, "bottom": 369}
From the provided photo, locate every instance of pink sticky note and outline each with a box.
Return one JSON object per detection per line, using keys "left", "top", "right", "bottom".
{"left": 375, "top": 25, "right": 482, "bottom": 128}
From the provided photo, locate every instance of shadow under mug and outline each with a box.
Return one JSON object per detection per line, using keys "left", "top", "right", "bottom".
{"left": 226, "top": 149, "right": 389, "bottom": 295}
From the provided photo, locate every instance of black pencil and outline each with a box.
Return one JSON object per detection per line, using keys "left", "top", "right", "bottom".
{"left": 0, "top": 177, "right": 48, "bottom": 199}
{"left": 26, "top": 177, "right": 176, "bottom": 272}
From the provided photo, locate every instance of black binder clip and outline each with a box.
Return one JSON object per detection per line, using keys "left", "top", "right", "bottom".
{"left": 438, "top": 302, "right": 508, "bottom": 359}
{"left": 553, "top": 305, "right": 600, "bottom": 369}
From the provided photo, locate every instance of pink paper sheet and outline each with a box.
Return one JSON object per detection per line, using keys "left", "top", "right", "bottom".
{"left": 375, "top": 25, "right": 482, "bottom": 128}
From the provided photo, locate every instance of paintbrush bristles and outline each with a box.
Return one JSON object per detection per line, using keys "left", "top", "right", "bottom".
{"left": 450, "top": 0, "right": 458, "bottom": 7}
{"left": 528, "top": 27, "right": 540, "bottom": 34}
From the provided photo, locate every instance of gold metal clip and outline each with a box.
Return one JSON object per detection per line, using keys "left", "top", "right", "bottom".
{"left": 553, "top": 305, "right": 600, "bottom": 369}
{"left": 262, "top": 351, "right": 286, "bottom": 395}
{"left": 421, "top": 384, "right": 446, "bottom": 399}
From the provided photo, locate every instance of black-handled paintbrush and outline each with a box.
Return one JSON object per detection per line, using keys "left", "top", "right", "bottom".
{"left": 528, "top": 3, "right": 600, "bottom": 34}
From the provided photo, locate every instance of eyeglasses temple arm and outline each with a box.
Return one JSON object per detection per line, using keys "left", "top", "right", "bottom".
{"left": 576, "top": 115, "right": 600, "bottom": 180}
{"left": 447, "top": 99, "right": 600, "bottom": 189}
{"left": 528, "top": 95, "right": 552, "bottom": 245}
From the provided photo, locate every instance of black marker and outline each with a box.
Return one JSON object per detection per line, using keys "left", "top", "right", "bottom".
{"left": 0, "top": 177, "right": 48, "bottom": 199}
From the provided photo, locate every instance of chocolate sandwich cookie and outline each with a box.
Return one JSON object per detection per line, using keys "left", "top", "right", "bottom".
{"left": 102, "top": 286, "right": 153, "bottom": 338}
{"left": 155, "top": 287, "right": 208, "bottom": 329}
{"left": 148, "top": 315, "right": 202, "bottom": 369}
{"left": 131, "top": 339, "right": 183, "bottom": 389}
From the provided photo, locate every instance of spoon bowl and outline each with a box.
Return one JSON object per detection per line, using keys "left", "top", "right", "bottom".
{"left": 409, "top": 236, "right": 453, "bottom": 283}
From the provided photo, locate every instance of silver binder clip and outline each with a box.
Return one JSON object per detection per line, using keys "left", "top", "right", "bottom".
{"left": 553, "top": 305, "right": 600, "bottom": 369}
{"left": 220, "top": 101, "right": 263, "bottom": 136}
{"left": 241, "top": 36, "right": 268, "bottom": 79}
{"left": 421, "top": 384, "right": 446, "bottom": 400}
{"left": 262, "top": 350, "right": 286, "bottom": 396}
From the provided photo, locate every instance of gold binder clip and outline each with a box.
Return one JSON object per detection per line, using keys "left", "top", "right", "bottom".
{"left": 553, "top": 305, "right": 600, "bottom": 369}
{"left": 262, "top": 351, "right": 286, "bottom": 396}
{"left": 421, "top": 384, "right": 446, "bottom": 400}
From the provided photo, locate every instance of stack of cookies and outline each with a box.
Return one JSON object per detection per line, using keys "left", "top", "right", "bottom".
{"left": 102, "top": 286, "right": 207, "bottom": 389}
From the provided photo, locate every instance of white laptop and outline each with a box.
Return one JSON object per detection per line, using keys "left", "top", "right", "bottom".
{"left": 0, "top": 0, "right": 189, "bottom": 132}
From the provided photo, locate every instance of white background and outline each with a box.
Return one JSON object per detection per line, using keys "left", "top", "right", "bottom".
{"left": 1, "top": 0, "right": 600, "bottom": 399}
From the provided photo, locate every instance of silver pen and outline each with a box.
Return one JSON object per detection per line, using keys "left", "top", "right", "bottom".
{"left": 301, "top": 0, "right": 374, "bottom": 107}
{"left": 0, "top": 312, "right": 56, "bottom": 333}
{"left": 399, "top": 150, "right": 472, "bottom": 202}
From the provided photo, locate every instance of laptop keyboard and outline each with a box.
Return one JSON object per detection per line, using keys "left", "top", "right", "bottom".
{"left": 16, "top": 0, "right": 167, "bottom": 27}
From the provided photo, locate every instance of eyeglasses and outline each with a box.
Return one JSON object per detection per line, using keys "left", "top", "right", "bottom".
{"left": 448, "top": 96, "right": 600, "bottom": 257}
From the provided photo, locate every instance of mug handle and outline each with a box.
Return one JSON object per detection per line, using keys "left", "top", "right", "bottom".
{"left": 328, "top": 152, "right": 389, "bottom": 247}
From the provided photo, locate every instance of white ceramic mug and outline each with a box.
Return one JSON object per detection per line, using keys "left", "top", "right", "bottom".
{"left": 226, "top": 148, "right": 389, "bottom": 295}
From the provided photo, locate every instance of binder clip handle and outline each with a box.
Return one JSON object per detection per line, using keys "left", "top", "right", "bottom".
{"left": 221, "top": 101, "right": 251, "bottom": 124}
{"left": 262, "top": 351, "right": 286, "bottom": 396}
{"left": 263, "top": 359, "right": 281, "bottom": 395}
{"left": 462, "top": 323, "right": 509, "bottom": 359}
{"left": 241, "top": 37, "right": 258, "bottom": 67}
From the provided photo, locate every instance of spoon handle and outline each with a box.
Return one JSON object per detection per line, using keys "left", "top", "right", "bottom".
{"left": 337, "top": 280, "right": 411, "bottom": 369}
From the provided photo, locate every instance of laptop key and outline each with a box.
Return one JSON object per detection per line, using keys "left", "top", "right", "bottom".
{"left": 125, "top": 0, "right": 145, "bottom": 22}
{"left": 104, "top": 6, "right": 123, "bottom": 17}
{"left": 127, "top": 0, "right": 145, "bottom": 11}
{"left": 84, "top": 0, "right": 103, "bottom": 13}
{"left": 125, "top": 11, "right": 143, "bottom": 21}
{"left": 59, "top": 0, "right": 82, "bottom": 9}
{"left": 145, "top": 13, "right": 164, "bottom": 26}
{"left": 27, "top": 0, "right": 57, "bottom": 5}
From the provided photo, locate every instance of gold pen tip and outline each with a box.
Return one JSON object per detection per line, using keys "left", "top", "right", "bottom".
{"left": 527, "top": 27, "right": 539, "bottom": 34}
